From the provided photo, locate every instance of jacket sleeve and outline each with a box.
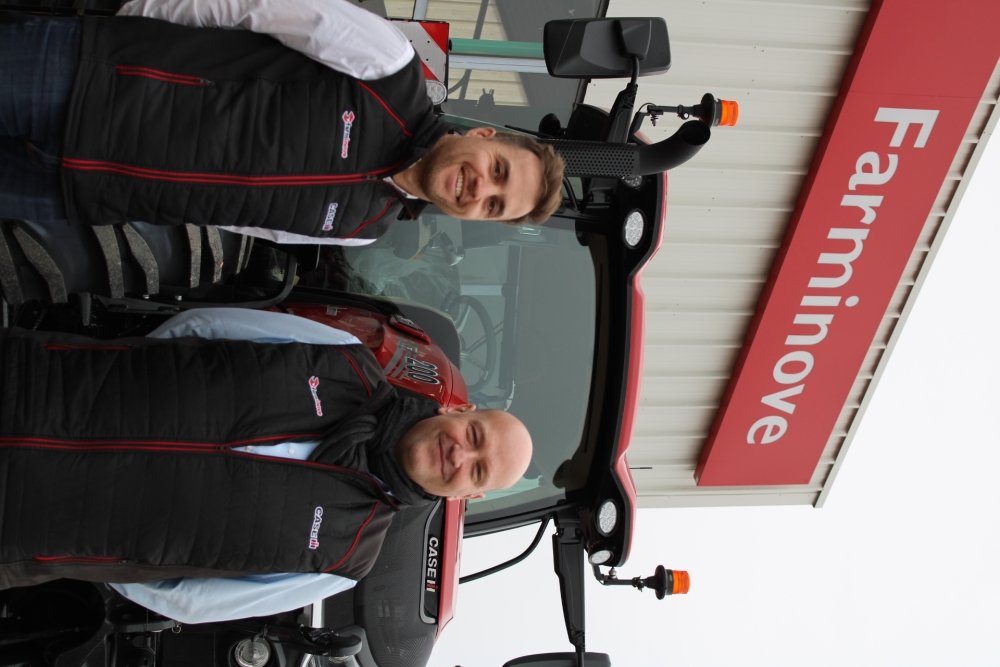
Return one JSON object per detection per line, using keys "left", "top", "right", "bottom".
{"left": 116, "top": 0, "right": 415, "bottom": 80}
{"left": 216, "top": 226, "right": 378, "bottom": 246}
{"left": 110, "top": 573, "right": 357, "bottom": 623}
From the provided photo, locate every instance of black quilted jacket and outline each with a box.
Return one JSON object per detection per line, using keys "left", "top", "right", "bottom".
{"left": 0, "top": 327, "right": 436, "bottom": 590}
{"left": 60, "top": 16, "right": 448, "bottom": 239}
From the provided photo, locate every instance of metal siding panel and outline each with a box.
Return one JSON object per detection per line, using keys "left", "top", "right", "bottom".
{"left": 642, "top": 277, "right": 768, "bottom": 311}
{"left": 637, "top": 492, "right": 822, "bottom": 509}
{"left": 635, "top": 405, "right": 720, "bottom": 436}
{"left": 663, "top": 207, "right": 793, "bottom": 243}
{"left": 646, "top": 243, "right": 779, "bottom": 280}
{"left": 917, "top": 216, "right": 944, "bottom": 249}
{"left": 641, "top": 375, "right": 730, "bottom": 405}
{"left": 643, "top": 343, "right": 741, "bottom": 374}
{"left": 593, "top": 0, "right": 873, "bottom": 505}
{"left": 645, "top": 311, "right": 755, "bottom": 344}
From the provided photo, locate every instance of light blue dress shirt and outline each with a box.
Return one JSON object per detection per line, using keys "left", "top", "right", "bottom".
{"left": 111, "top": 308, "right": 364, "bottom": 623}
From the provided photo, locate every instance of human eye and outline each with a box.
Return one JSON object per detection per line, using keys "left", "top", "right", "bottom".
{"left": 475, "top": 463, "right": 483, "bottom": 484}
{"left": 493, "top": 160, "right": 501, "bottom": 178}
{"left": 488, "top": 198, "right": 497, "bottom": 215}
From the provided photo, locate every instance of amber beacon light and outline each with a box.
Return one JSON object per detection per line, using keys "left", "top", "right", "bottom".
{"left": 641, "top": 93, "right": 739, "bottom": 128}
{"left": 718, "top": 99, "right": 739, "bottom": 127}
{"left": 593, "top": 564, "right": 691, "bottom": 600}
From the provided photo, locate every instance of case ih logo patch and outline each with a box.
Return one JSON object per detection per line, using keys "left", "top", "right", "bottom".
{"left": 341, "top": 111, "right": 355, "bottom": 158}
{"left": 308, "top": 506, "right": 323, "bottom": 550}
{"left": 321, "top": 202, "right": 339, "bottom": 231}
{"left": 308, "top": 376, "right": 323, "bottom": 416}
{"left": 425, "top": 535, "right": 440, "bottom": 591}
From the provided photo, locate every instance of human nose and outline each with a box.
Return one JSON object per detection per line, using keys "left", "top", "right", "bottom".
{"left": 470, "top": 172, "right": 498, "bottom": 201}
{"left": 447, "top": 439, "right": 473, "bottom": 469}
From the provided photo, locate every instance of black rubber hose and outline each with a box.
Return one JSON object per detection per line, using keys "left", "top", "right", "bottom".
{"left": 637, "top": 120, "right": 711, "bottom": 174}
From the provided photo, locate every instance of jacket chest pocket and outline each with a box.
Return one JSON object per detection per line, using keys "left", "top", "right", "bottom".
{"left": 116, "top": 65, "right": 211, "bottom": 87}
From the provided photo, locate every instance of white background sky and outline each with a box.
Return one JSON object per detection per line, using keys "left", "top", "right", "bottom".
{"left": 428, "top": 122, "right": 1000, "bottom": 667}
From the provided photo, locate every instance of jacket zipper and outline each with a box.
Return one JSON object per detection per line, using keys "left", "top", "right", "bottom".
{"left": 78, "top": 69, "right": 413, "bottom": 193}
{"left": 385, "top": 180, "right": 419, "bottom": 219}
{"left": 0, "top": 437, "right": 399, "bottom": 510}
{"left": 34, "top": 555, "right": 130, "bottom": 564}
{"left": 0, "top": 433, "right": 321, "bottom": 449}
{"left": 116, "top": 65, "right": 210, "bottom": 87}
{"left": 356, "top": 81, "right": 412, "bottom": 137}
{"left": 324, "top": 502, "right": 380, "bottom": 572}
{"left": 45, "top": 344, "right": 131, "bottom": 351}
{"left": 338, "top": 180, "right": 417, "bottom": 240}
{"left": 340, "top": 199, "right": 394, "bottom": 240}
{"left": 61, "top": 158, "right": 406, "bottom": 189}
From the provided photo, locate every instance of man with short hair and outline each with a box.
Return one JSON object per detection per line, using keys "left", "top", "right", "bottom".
{"left": 0, "top": 308, "right": 533, "bottom": 621}
{"left": 0, "top": 0, "right": 565, "bottom": 244}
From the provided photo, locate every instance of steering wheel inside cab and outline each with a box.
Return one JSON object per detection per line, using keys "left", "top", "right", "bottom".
{"left": 451, "top": 294, "right": 496, "bottom": 393}
{"left": 391, "top": 219, "right": 497, "bottom": 395}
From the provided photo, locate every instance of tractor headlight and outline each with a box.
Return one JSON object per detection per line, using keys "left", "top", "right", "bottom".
{"left": 596, "top": 500, "right": 618, "bottom": 536}
{"left": 623, "top": 210, "right": 645, "bottom": 248}
{"left": 588, "top": 549, "right": 613, "bottom": 565}
{"left": 233, "top": 639, "right": 270, "bottom": 667}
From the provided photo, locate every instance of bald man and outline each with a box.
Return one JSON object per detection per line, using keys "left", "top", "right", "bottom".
{"left": 397, "top": 404, "right": 532, "bottom": 500}
{"left": 0, "top": 309, "right": 531, "bottom": 621}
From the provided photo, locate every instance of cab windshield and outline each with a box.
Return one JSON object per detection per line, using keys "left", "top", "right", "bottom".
{"left": 341, "top": 0, "right": 610, "bottom": 520}
{"left": 306, "top": 215, "right": 601, "bottom": 520}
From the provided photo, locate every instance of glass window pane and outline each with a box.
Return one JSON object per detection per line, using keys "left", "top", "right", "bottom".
{"left": 299, "top": 216, "right": 599, "bottom": 519}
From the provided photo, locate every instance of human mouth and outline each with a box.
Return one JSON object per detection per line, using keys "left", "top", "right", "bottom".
{"left": 454, "top": 168, "right": 464, "bottom": 202}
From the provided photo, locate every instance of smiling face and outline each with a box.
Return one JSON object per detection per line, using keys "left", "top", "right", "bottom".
{"left": 395, "top": 127, "right": 544, "bottom": 221}
{"left": 395, "top": 404, "right": 533, "bottom": 500}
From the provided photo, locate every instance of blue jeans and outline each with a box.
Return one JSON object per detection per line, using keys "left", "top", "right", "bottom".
{"left": 0, "top": 14, "right": 81, "bottom": 222}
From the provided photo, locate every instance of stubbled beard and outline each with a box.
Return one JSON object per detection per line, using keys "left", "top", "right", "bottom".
{"left": 415, "top": 145, "right": 451, "bottom": 209}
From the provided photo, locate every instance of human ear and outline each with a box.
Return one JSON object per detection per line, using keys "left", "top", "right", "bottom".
{"left": 465, "top": 127, "right": 497, "bottom": 139}
{"left": 452, "top": 492, "right": 487, "bottom": 500}
{"left": 437, "top": 403, "right": 477, "bottom": 415}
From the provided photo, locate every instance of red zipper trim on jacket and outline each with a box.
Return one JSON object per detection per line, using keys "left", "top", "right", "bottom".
{"left": 357, "top": 82, "right": 412, "bottom": 137}
{"left": 341, "top": 199, "right": 394, "bottom": 240}
{"left": 339, "top": 350, "right": 372, "bottom": 396}
{"left": 116, "top": 65, "right": 209, "bottom": 87}
{"left": 45, "top": 344, "right": 131, "bottom": 351}
{"left": 393, "top": 187, "right": 419, "bottom": 220}
{"left": 324, "top": 502, "right": 380, "bottom": 572}
{"left": 61, "top": 158, "right": 406, "bottom": 188}
{"left": 34, "top": 555, "right": 126, "bottom": 564}
{"left": 0, "top": 438, "right": 400, "bottom": 510}
{"left": 0, "top": 433, "right": 322, "bottom": 448}
{"left": 229, "top": 452, "right": 400, "bottom": 510}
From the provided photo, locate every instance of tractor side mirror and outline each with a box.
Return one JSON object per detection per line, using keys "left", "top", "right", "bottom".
{"left": 503, "top": 653, "right": 612, "bottom": 667}
{"left": 543, "top": 18, "right": 670, "bottom": 79}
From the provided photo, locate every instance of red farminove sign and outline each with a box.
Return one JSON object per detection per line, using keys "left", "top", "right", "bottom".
{"left": 696, "top": 0, "right": 1000, "bottom": 486}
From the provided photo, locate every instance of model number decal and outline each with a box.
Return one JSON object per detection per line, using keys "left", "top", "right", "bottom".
{"left": 404, "top": 357, "right": 440, "bottom": 385}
